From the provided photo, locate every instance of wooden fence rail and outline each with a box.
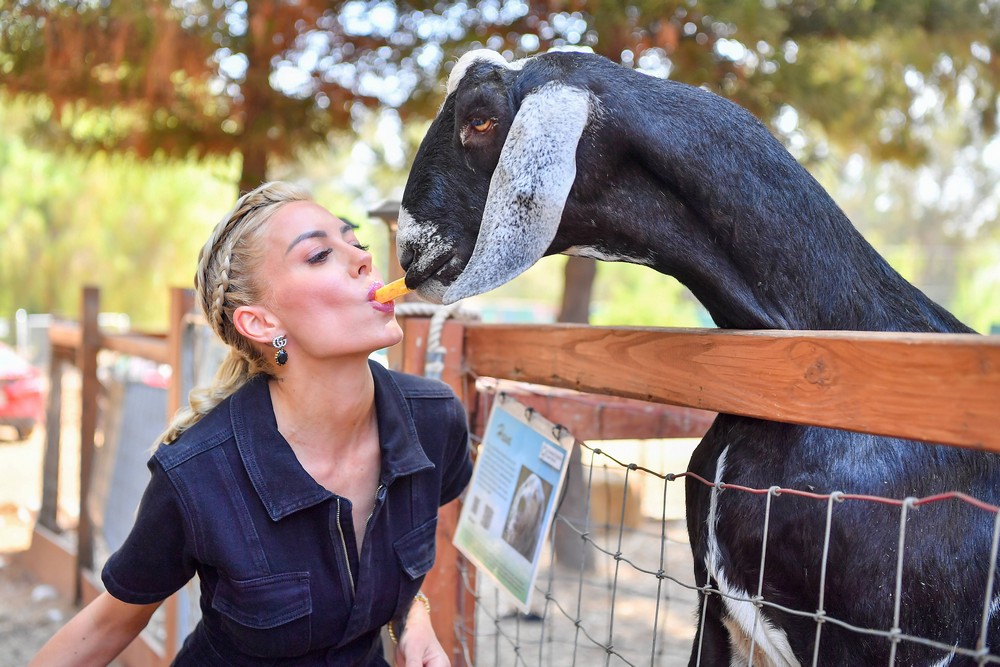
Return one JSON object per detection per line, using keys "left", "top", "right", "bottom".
{"left": 463, "top": 324, "right": 1000, "bottom": 452}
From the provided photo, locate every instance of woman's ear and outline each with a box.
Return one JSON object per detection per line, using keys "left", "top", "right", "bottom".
{"left": 232, "top": 305, "right": 279, "bottom": 345}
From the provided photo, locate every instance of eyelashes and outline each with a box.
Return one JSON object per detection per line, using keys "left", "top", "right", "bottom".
{"left": 306, "top": 243, "right": 369, "bottom": 265}
{"left": 307, "top": 249, "right": 333, "bottom": 264}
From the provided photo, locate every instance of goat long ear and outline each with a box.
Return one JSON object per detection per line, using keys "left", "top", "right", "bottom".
{"left": 442, "top": 82, "right": 592, "bottom": 304}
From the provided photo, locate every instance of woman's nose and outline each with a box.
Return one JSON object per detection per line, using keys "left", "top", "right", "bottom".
{"left": 355, "top": 248, "right": 373, "bottom": 276}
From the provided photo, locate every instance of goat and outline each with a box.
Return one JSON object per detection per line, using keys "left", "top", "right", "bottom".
{"left": 395, "top": 48, "right": 1000, "bottom": 665}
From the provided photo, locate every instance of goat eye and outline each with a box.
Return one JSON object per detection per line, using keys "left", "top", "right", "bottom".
{"left": 470, "top": 118, "right": 494, "bottom": 133}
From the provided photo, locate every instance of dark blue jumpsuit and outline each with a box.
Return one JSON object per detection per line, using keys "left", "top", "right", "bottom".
{"left": 102, "top": 361, "right": 473, "bottom": 666}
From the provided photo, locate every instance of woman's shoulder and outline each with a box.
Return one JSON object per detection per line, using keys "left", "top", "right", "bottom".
{"left": 152, "top": 389, "right": 240, "bottom": 471}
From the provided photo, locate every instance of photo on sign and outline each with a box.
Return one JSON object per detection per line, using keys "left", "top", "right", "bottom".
{"left": 502, "top": 467, "right": 553, "bottom": 561}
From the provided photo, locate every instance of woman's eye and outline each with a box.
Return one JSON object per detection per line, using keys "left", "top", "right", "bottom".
{"left": 470, "top": 118, "right": 494, "bottom": 133}
{"left": 353, "top": 243, "right": 370, "bottom": 252}
{"left": 307, "top": 249, "right": 332, "bottom": 264}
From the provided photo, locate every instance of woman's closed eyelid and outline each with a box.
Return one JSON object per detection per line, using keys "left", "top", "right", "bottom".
{"left": 306, "top": 248, "right": 333, "bottom": 264}
{"left": 304, "top": 240, "right": 368, "bottom": 264}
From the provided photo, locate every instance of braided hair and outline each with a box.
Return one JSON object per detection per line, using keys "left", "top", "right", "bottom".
{"left": 158, "top": 181, "right": 310, "bottom": 445}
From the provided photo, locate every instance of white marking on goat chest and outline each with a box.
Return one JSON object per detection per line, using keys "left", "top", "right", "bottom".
{"left": 706, "top": 446, "right": 800, "bottom": 667}
{"left": 563, "top": 245, "right": 652, "bottom": 265}
{"left": 929, "top": 652, "right": 956, "bottom": 667}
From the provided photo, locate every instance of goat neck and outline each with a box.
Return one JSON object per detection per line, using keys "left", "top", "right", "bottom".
{"left": 556, "top": 64, "right": 966, "bottom": 333}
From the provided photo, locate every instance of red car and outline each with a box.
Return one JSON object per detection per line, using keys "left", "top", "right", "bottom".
{"left": 0, "top": 342, "right": 45, "bottom": 440}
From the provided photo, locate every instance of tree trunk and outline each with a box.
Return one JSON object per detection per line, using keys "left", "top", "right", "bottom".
{"left": 239, "top": 145, "right": 268, "bottom": 194}
{"left": 557, "top": 256, "right": 597, "bottom": 324}
{"left": 552, "top": 440, "right": 594, "bottom": 573}
{"left": 237, "top": 0, "right": 273, "bottom": 194}
{"left": 552, "top": 256, "right": 598, "bottom": 573}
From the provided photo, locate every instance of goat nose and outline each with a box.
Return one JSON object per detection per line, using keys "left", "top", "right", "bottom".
{"left": 399, "top": 246, "right": 415, "bottom": 272}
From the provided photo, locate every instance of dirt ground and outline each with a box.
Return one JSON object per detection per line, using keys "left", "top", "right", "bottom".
{"left": 0, "top": 424, "right": 79, "bottom": 667}
{"left": 0, "top": 551, "right": 77, "bottom": 667}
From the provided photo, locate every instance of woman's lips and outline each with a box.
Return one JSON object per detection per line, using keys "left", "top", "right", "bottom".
{"left": 368, "top": 282, "right": 395, "bottom": 313}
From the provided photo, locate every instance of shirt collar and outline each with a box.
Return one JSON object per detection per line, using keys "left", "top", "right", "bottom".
{"left": 230, "top": 360, "right": 434, "bottom": 521}
{"left": 369, "top": 360, "right": 436, "bottom": 484}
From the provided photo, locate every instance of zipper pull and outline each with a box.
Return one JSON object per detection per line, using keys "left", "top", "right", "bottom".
{"left": 366, "top": 484, "right": 387, "bottom": 529}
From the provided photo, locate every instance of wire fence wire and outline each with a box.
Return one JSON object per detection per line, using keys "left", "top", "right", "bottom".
{"left": 454, "top": 394, "right": 1000, "bottom": 667}
{"left": 459, "top": 441, "right": 693, "bottom": 667}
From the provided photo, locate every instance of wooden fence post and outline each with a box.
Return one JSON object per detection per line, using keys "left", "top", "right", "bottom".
{"left": 75, "top": 286, "right": 100, "bottom": 603}
{"left": 158, "top": 286, "right": 194, "bottom": 664}
{"left": 38, "top": 355, "right": 64, "bottom": 532}
{"left": 167, "top": 288, "right": 193, "bottom": 418}
{"left": 398, "top": 315, "right": 476, "bottom": 666}
{"left": 368, "top": 200, "right": 406, "bottom": 371}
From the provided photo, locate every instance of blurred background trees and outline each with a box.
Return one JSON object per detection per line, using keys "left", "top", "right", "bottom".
{"left": 1, "top": 0, "right": 999, "bottom": 332}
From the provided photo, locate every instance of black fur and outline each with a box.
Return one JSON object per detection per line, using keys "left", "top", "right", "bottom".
{"left": 400, "top": 51, "right": 997, "bottom": 664}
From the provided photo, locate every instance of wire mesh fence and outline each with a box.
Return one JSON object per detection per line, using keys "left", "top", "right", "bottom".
{"left": 465, "top": 535, "right": 695, "bottom": 667}
{"left": 458, "top": 435, "right": 699, "bottom": 667}
{"left": 456, "top": 388, "right": 1000, "bottom": 666}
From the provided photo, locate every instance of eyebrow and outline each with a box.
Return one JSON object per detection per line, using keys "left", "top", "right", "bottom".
{"left": 286, "top": 230, "right": 328, "bottom": 255}
{"left": 284, "top": 223, "right": 358, "bottom": 255}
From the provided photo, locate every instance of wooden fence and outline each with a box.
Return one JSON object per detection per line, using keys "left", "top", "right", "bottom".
{"left": 17, "top": 285, "right": 1000, "bottom": 665}
{"left": 22, "top": 286, "right": 192, "bottom": 666}
{"left": 383, "top": 310, "right": 1000, "bottom": 664}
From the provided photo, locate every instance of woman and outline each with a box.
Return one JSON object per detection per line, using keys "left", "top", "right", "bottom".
{"left": 31, "top": 182, "right": 473, "bottom": 666}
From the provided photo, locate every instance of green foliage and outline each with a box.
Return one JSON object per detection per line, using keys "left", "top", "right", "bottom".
{"left": 810, "top": 113, "right": 1000, "bottom": 334}
{"left": 0, "top": 96, "right": 239, "bottom": 328}
{"left": 1, "top": 1, "right": 999, "bottom": 334}
{"left": 590, "top": 264, "right": 710, "bottom": 328}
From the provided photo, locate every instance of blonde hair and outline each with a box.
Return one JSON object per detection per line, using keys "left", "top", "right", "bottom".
{"left": 158, "top": 181, "right": 311, "bottom": 445}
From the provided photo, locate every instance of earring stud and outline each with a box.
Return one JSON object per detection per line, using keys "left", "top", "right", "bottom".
{"left": 272, "top": 335, "right": 288, "bottom": 366}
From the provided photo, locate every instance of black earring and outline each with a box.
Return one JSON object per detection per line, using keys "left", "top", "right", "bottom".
{"left": 272, "top": 335, "right": 288, "bottom": 366}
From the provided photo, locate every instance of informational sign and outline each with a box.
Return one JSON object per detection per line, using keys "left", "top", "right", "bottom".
{"left": 453, "top": 393, "right": 573, "bottom": 611}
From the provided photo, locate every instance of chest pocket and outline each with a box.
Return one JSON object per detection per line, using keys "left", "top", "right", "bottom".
{"left": 211, "top": 571, "right": 312, "bottom": 658}
{"left": 394, "top": 517, "right": 438, "bottom": 580}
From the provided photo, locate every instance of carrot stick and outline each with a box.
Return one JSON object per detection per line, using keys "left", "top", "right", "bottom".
{"left": 375, "top": 277, "right": 411, "bottom": 303}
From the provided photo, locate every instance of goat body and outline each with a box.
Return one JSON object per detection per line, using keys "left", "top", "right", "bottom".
{"left": 397, "top": 49, "right": 999, "bottom": 664}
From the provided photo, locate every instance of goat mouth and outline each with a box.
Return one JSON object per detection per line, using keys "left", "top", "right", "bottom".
{"left": 405, "top": 250, "right": 461, "bottom": 289}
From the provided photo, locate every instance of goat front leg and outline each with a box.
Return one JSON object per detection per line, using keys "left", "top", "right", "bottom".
{"left": 689, "top": 583, "right": 732, "bottom": 667}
